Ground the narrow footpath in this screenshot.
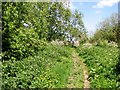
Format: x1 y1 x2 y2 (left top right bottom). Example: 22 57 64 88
67 49 90 88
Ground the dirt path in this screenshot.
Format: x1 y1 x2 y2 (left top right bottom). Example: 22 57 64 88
67 50 90 88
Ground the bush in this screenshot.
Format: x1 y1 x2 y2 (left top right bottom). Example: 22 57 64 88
96 40 108 47
2 2 44 61
2 27 44 61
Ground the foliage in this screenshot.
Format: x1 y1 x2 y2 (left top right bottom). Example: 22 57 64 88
2 2 43 61
76 46 119 88
95 39 109 47
92 13 118 43
2 2 86 61
2 44 73 88
2 27 44 61
65 10 87 44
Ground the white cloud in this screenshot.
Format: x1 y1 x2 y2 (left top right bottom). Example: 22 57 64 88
96 10 101 14
93 0 119 8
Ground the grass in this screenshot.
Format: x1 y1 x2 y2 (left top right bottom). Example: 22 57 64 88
67 49 84 88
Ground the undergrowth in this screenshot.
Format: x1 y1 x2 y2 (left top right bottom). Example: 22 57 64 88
2 44 73 89
76 45 119 88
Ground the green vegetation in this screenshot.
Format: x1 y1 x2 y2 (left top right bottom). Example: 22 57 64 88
67 50 84 88
2 44 73 88
76 45 119 88
2 2 87 89
90 13 118 44
1 1 120 89
2 2 87 61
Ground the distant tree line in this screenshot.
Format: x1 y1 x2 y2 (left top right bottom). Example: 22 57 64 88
90 13 118 43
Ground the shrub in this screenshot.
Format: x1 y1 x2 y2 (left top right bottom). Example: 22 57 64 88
2 27 44 61
96 40 108 47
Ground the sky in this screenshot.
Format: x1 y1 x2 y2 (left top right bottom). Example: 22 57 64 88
69 0 118 36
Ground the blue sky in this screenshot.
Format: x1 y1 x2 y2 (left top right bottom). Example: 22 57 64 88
69 0 118 36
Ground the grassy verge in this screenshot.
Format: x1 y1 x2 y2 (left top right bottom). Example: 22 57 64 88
76 45 119 88
67 49 84 88
2 44 73 88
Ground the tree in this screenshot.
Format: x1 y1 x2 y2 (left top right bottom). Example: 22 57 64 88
2 2 87 61
67 10 87 44
93 13 118 43
2 2 42 61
